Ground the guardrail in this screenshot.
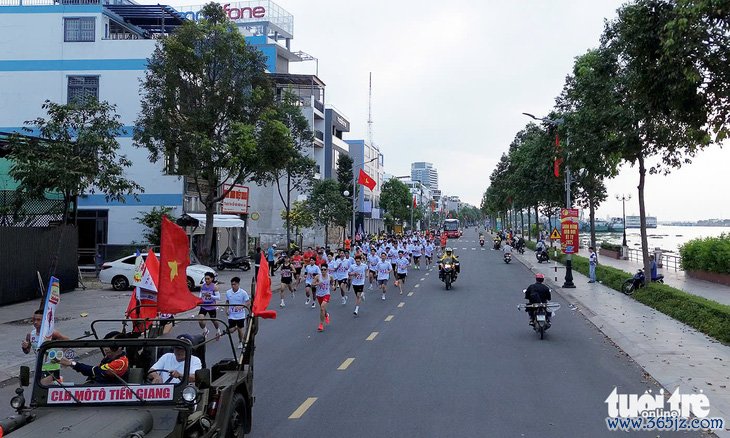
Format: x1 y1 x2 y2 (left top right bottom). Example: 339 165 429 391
626 247 681 272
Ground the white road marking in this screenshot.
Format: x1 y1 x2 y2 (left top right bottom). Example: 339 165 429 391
366 331 379 341
398 302 405 308
414 284 420 288
338 358 355 370
407 292 414 297
385 315 394 322
289 397 318 419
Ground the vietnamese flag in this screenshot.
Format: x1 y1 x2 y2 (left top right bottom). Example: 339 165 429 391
125 249 160 330
554 133 563 178
413 195 417 209
253 253 277 319
357 169 376 191
157 217 201 314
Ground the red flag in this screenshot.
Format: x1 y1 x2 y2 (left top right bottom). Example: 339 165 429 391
413 195 417 208
554 133 563 178
157 217 201 314
125 250 160 329
357 169 376 191
253 253 277 319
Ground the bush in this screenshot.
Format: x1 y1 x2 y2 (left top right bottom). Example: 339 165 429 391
561 252 730 344
679 234 730 274
600 241 622 252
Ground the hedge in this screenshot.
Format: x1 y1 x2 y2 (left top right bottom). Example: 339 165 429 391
600 241 622 252
679 234 730 274
550 252 730 344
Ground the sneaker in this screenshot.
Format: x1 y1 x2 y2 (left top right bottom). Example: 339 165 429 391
305 298 311 305
341 296 346 305
311 302 316 309
280 301 285 308
238 342 243 349
344 295 348 304
317 324 324 332
353 308 359 316
325 313 330 325
381 294 386 301
203 327 210 338
369 284 373 290
399 290 403 295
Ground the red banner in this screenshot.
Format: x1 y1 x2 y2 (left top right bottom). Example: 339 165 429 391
560 208 579 254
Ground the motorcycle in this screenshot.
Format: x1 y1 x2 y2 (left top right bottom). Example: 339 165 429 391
440 261 458 290
503 252 512 264
217 250 251 271
621 269 664 295
535 249 549 263
493 240 501 250
479 238 485 247
518 296 561 340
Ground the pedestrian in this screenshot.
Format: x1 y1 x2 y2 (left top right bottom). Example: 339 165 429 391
588 246 598 283
225 277 251 349
312 263 331 332
267 244 277 276
22 309 69 380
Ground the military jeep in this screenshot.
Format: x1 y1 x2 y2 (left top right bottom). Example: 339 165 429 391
2 317 256 438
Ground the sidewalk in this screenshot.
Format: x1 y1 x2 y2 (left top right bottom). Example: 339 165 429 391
0 266 264 386
574 246 730 306
515 247 730 437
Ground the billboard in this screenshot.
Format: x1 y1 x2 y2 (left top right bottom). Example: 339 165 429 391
222 184 249 214
560 208 579 254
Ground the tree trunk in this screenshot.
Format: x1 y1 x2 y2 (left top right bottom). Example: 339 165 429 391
589 200 596 250
202 202 216 265
520 209 524 236
637 154 651 277
527 207 532 241
324 223 329 248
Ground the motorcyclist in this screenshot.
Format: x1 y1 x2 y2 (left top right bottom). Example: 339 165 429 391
535 238 546 252
493 235 501 250
524 273 552 326
502 240 513 256
438 247 460 279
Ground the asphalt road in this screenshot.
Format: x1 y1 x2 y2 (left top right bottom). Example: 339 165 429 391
0 237 705 437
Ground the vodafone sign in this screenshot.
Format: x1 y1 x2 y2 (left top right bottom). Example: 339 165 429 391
176 2 267 22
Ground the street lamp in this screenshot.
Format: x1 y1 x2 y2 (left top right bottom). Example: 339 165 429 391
616 194 631 249
352 157 378 243
523 112 575 288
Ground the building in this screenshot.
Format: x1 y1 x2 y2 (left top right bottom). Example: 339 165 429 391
346 139 384 234
324 106 351 179
410 162 438 190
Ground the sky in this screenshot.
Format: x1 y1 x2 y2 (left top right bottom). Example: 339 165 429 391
156 0 730 222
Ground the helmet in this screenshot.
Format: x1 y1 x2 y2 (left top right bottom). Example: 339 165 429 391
445 247 452 253
272 244 277 248
177 334 194 345
535 273 545 280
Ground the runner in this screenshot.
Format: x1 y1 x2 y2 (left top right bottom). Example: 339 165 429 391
439 233 448 255
197 272 223 339
367 248 379 291
348 254 367 316
344 250 355 292
411 239 423 270
395 250 410 295
424 239 435 269
312 263 332 332
225 277 251 349
291 250 303 290
303 257 321 309
279 256 295 308
334 251 349 304
376 252 393 300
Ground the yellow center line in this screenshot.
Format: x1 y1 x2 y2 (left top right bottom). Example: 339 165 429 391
289 397 318 419
338 358 355 370
385 315 394 322
366 331 379 341
407 292 414 297
398 302 405 308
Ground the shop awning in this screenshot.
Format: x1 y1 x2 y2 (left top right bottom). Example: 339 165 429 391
183 213 245 228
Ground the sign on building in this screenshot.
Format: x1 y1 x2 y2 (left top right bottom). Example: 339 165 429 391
222 184 249 214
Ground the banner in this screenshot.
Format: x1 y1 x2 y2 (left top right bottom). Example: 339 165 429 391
560 208 580 254
37 276 60 349
47 385 174 404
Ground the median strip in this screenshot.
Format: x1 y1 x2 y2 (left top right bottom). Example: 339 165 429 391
289 397 318 419
337 358 355 370
366 331 379 341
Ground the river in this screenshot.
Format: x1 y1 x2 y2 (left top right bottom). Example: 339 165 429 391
588 225 730 254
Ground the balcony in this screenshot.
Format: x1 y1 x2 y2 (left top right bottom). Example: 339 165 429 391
314 130 324 142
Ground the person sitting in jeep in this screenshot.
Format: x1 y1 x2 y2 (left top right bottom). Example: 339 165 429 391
49 331 129 384
147 334 202 384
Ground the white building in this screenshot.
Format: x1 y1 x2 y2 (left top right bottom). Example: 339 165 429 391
346 139 384 234
410 161 438 190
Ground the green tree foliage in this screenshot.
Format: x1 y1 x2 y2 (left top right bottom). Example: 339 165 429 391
134 206 176 246
134 3 289 263
679 234 730 274
336 154 355 231
9 100 142 224
305 179 349 246
255 91 316 246
379 178 410 230
281 200 314 238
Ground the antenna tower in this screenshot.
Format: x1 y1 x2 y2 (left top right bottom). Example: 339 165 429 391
367 72 374 146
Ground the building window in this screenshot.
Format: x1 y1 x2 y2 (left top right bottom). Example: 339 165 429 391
67 76 99 104
64 17 95 42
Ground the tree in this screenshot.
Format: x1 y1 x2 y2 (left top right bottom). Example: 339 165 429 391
255 91 316 248
600 0 713 275
281 200 313 242
336 153 355 238
9 100 142 224
134 2 289 264
134 206 176 246
305 179 349 247
379 178 410 231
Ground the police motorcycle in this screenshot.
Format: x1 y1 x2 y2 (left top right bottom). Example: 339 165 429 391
438 249 460 290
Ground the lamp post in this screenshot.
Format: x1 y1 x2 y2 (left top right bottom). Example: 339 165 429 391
522 112 575 288
616 193 631 249
352 157 378 243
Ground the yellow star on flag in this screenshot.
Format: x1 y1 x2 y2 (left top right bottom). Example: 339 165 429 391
168 260 179 281
365 177 370 184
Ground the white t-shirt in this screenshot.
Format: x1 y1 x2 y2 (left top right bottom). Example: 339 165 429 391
396 257 410 274
424 244 434 257
304 264 321 285
348 263 367 286
367 254 379 271
376 261 392 280
226 288 250 320
315 274 331 297
151 352 202 384
334 258 349 280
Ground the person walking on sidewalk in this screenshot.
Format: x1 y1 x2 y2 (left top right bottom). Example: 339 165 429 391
588 247 598 283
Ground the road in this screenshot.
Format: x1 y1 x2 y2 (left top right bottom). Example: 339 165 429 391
0 237 705 437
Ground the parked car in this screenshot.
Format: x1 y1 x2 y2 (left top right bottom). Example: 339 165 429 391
99 253 216 291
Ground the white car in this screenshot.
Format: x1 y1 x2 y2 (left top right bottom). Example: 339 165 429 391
99 253 216 291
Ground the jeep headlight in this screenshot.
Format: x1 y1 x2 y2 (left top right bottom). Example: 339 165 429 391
182 385 197 403
10 394 25 410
